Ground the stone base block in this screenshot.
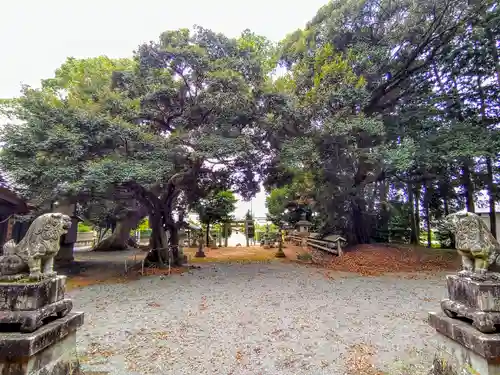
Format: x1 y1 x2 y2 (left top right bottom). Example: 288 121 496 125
0 276 72 333
0 276 68 311
447 275 500 311
0 312 84 375
442 275 500 333
0 299 73 333
429 312 500 375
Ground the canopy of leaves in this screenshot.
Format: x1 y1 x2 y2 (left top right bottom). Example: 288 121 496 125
262 0 499 244
1 1 499 250
195 190 237 225
0 27 276 232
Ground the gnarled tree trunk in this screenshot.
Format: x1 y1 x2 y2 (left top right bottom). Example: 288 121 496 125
93 212 142 251
127 163 203 267
145 194 185 266
145 212 169 265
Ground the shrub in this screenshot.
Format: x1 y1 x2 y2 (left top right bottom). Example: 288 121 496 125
297 252 312 261
77 222 93 232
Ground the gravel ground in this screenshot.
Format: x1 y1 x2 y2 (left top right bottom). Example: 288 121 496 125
71 262 447 375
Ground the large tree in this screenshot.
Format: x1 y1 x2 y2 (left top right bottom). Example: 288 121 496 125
0 56 146 251
1 27 274 264
261 0 499 245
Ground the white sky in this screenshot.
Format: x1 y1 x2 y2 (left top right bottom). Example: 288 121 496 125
0 0 329 218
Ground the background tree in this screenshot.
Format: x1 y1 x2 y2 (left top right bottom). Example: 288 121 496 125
119 26 273 263
195 190 237 247
261 0 499 245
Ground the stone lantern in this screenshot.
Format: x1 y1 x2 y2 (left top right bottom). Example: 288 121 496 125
295 213 312 248
296 213 312 234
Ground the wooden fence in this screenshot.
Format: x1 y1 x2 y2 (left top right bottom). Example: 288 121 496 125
288 234 347 256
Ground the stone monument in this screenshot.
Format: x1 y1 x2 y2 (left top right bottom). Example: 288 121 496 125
0 213 84 375
428 211 500 375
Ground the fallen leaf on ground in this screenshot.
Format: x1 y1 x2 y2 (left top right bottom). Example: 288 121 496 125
345 343 384 375
296 244 458 276
200 296 208 310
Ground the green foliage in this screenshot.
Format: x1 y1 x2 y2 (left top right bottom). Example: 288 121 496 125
0 56 153 207
1 0 499 252
136 218 150 231
195 190 237 226
212 223 233 239
0 27 276 259
77 222 93 232
263 0 500 245
296 252 312 262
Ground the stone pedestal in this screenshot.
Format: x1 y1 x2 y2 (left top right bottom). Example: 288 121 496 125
0 312 84 375
429 312 500 375
441 275 500 333
0 276 72 333
194 241 206 258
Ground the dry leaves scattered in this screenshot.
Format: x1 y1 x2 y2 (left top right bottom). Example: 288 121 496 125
137 266 188 277
184 246 276 263
345 343 385 375
66 264 190 291
66 275 131 291
124 330 171 373
306 244 458 276
199 296 208 310
80 342 115 363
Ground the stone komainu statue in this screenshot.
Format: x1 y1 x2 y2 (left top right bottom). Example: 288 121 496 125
443 211 500 277
0 213 72 280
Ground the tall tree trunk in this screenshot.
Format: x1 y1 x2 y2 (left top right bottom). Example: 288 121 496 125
206 221 210 248
408 182 418 244
146 213 169 266
476 71 496 238
224 222 228 247
440 181 450 217
424 182 432 248
486 156 497 239
169 223 180 265
379 179 389 233
351 197 370 245
433 65 475 214
414 185 421 243
462 160 475 212
245 221 249 247
93 213 142 251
